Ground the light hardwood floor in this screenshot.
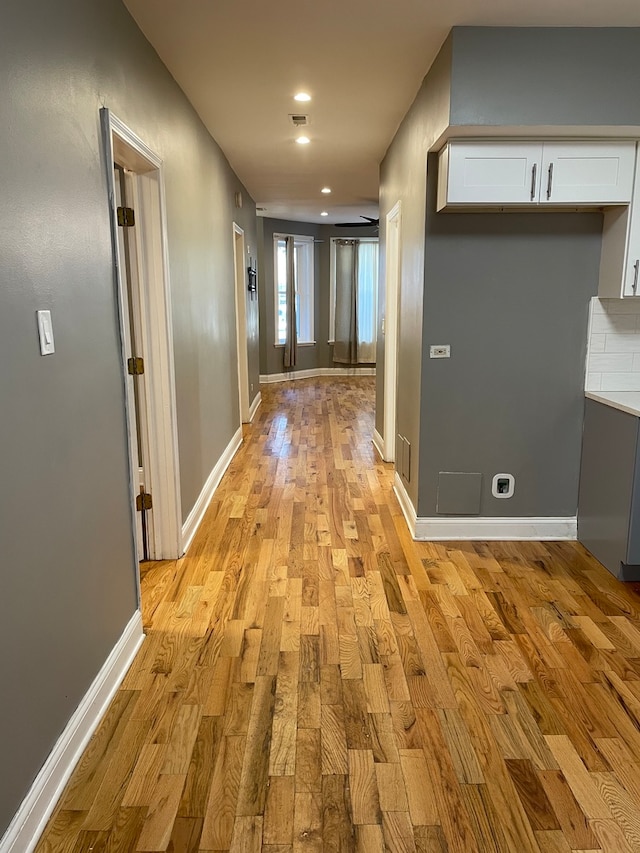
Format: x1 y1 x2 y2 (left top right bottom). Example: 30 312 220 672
36 376 640 852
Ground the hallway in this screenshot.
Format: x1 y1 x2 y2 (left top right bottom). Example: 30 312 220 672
37 377 640 853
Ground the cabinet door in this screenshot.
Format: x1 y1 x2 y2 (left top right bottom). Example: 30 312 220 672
623 159 640 296
541 142 635 205
442 142 542 207
578 399 638 579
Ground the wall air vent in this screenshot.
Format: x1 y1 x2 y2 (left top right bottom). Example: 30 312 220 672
289 114 309 126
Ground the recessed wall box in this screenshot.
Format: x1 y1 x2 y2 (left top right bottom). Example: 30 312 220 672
492 473 515 499
437 472 482 514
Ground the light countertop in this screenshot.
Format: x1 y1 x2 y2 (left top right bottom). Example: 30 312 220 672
586 391 640 418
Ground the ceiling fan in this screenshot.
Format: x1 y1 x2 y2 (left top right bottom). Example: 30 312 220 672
335 215 379 229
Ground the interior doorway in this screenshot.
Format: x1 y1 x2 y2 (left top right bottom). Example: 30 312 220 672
101 109 182 572
113 164 152 560
233 223 251 423
383 201 401 462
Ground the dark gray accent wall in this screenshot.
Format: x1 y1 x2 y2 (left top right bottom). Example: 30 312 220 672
258 218 376 376
450 28 640 129
418 156 601 517
381 26 640 520
377 35 452 503
0 0 256 835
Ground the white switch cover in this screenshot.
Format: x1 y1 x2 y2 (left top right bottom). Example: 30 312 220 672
37 310 55 355
429 344 450 358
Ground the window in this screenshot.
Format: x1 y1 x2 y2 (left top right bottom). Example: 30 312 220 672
274 234 314 345
329 237 378 352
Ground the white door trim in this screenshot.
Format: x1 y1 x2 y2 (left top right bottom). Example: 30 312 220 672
383 201 402 462
113 167 147 561
101 108 183 565
233 223 251 423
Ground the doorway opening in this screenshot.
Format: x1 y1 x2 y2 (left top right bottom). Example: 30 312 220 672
233 223 251 423
383 201 401 462
101 109 182 577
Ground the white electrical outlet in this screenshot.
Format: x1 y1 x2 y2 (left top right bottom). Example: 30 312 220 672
429 344 450 359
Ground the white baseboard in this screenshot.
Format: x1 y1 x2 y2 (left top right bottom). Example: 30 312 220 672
413 516 577 540
0 611 144 853
394 474 577 541
260 366 376 384
393 472 418 533
181 426 243 554
372 429 386 462
248 391 262 422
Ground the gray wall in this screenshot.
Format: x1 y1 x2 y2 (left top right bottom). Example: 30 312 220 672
418 162 601 516
380 27 640 518
258 218 377 376
0 0 256 835
377 35 452 503
450 28 640 129
434 27 640 519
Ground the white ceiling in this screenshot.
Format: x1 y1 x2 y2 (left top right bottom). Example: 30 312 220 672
124 0 640 224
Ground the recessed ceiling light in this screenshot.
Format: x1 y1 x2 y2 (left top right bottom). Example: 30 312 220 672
321 187 332 194
296 136 310 145
294 92 311 102
321 211 329 217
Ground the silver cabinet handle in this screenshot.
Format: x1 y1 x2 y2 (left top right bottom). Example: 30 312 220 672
530 163 537 201
546 163 554 200
634 259 639 294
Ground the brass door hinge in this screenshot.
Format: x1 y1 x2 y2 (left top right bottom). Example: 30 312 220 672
136 492 152 511
117 206 135 227
127 357 144 376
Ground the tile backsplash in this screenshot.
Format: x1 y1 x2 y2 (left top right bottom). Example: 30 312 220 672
586 298 640 392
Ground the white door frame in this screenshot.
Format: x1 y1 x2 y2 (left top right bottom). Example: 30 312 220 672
233 223 250 423
383 201 402 462
113 166 150 562
101 108 183 569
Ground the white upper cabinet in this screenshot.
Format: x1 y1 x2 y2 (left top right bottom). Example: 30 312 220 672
540 142 636 205
600 148 640 298
437 140 636 211
624 186 640 296
438 142 542 207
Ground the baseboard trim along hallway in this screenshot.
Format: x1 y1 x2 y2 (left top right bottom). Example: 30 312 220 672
372 428 385 461
181 426 243 554
394 472 578 540
0 611 144 853
248 391 262 422
259 366 375 384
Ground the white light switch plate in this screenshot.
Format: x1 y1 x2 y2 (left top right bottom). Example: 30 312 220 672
429 344 450 358
37 310 55 355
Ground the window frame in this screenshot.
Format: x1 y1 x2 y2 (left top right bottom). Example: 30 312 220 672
273 233 315 346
